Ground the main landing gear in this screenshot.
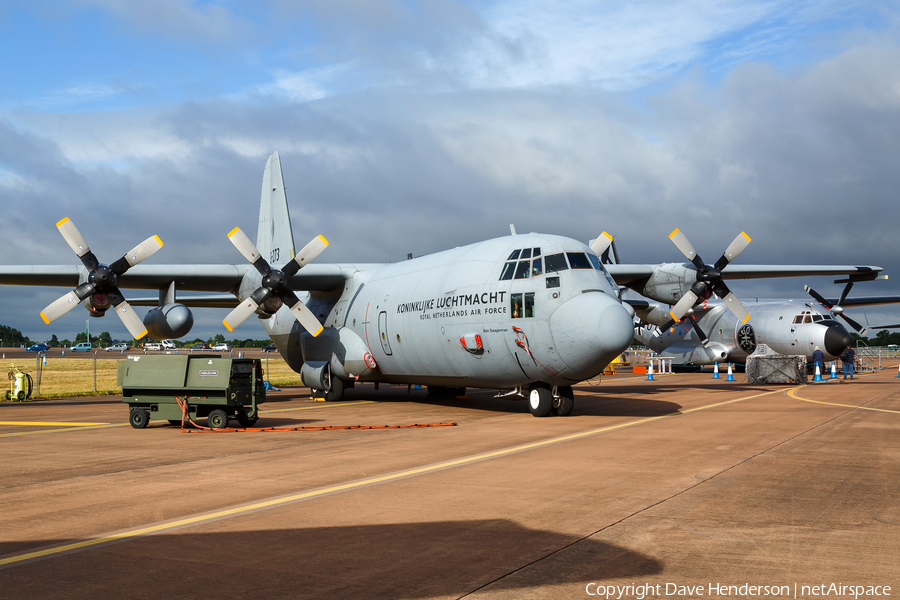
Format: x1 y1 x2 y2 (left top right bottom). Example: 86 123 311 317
527 383 574 417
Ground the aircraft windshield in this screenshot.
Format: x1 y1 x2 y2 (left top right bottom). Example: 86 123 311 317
500 248 544 280
544 253 568 273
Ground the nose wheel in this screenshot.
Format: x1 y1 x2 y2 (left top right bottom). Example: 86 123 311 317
527 383 575 417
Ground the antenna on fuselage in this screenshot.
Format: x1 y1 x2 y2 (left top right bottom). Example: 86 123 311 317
509 224 517 235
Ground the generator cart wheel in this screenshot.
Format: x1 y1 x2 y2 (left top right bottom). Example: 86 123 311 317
16 391 25 401
129 409 150 429
208 409 229 430
236 411 258 427
4 391 10 400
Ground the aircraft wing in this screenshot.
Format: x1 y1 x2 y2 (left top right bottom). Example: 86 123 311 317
822 296 900 307
607 264 883 286
0 263 352 294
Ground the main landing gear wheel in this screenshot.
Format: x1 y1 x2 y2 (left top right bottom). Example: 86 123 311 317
129 409 150 429
528 383 553 417
551 385 575 416
324 377 345 402
208 409 229 430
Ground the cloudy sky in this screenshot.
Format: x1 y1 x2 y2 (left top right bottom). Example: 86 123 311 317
1 0 899 342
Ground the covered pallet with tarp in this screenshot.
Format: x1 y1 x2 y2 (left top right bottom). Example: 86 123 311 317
746 345 807 385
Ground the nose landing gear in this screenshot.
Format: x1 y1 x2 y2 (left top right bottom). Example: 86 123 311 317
527 383 574 417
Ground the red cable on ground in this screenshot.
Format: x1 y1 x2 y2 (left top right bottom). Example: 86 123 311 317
174 396 457 433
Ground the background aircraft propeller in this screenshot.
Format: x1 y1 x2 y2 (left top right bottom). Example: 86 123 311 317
40 218 163 339
223 227 328 336
804 284 868 335
667 228 752 324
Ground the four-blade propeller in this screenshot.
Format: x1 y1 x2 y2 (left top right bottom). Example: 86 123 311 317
40 218 163 339
667 228 752 324
223 227 328 336
804 284 868 335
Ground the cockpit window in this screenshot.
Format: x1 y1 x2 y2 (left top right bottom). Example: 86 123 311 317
531 257 543 277
508 250 521 260
520 248 532 259
803 315 812 323
514 261 531 279
587 254 603 270
566 252 592 269
544 253 568 273
499 262 515 280
532 247 541 256
812 314 823 322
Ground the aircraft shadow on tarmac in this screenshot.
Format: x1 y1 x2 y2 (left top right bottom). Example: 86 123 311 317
1 520 662 598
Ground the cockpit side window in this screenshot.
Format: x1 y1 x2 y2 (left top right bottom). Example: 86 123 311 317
803 315 812 323
508 250 521 260
545 253 568 273
812 314 823 322
587 254 603 270
499 262 515 280
566 252 592 269
792 315 803 324
531 257 543 277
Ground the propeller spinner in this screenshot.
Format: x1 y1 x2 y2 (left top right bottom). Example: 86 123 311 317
667 228 752 324
40 218 163 339
223 228 328 336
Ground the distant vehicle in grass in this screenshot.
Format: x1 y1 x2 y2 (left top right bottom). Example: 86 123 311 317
211 343 231 352
71 342 93 352
160 340 176 350
26 343 50 352
142 341 161 351
191 343 209 350
262 344 278 353
105 343 130 352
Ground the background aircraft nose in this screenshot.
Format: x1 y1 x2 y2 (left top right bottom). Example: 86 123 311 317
824 322 853 357
549 292 634 379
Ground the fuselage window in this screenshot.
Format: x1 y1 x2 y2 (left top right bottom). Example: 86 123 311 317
566 252 592 269
514 261 531 279
508 250 521 260
545 253 568 273
546 276 560 289
511 292 535 318
499 262 515 280
520 248 532 259
531 257 543 277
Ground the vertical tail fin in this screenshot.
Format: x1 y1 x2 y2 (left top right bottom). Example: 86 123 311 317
257 151 296 266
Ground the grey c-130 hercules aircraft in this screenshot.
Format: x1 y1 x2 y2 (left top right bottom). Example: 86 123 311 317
0 152 885 416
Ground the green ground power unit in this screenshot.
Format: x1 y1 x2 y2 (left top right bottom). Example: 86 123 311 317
117 354 265 429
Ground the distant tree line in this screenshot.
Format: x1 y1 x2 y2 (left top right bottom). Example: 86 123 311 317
0 324 275 348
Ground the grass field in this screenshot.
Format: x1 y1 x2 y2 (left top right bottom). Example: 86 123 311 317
3 356 306 399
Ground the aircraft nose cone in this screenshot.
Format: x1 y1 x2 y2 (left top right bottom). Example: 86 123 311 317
550 293 634 379
824 322 853 357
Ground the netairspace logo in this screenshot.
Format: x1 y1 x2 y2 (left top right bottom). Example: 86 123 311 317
584 582 892 599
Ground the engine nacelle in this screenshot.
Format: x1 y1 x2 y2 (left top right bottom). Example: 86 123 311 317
83 293 111 317
143 304 194 339
638 263 698 305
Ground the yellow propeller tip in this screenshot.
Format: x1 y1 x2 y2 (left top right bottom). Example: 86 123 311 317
669 228 680 238
311 326 324 337
223 320 234 332
40 312 50 325
318 235 329 247
56 217 70 227
227 227 241 238
153 235 163 247
136 330 148 340
741 231 751 242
